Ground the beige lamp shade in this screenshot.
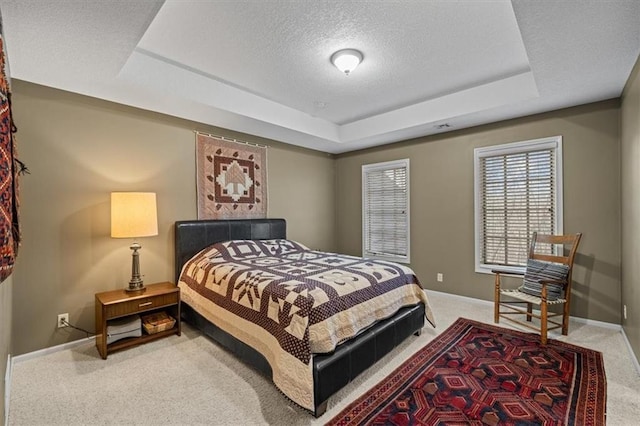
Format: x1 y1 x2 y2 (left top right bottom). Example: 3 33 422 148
110 192 158 238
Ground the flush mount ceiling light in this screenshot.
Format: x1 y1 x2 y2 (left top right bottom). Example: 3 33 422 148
331 49 363 76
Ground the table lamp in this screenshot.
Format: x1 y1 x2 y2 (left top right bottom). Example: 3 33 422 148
110 192 158 293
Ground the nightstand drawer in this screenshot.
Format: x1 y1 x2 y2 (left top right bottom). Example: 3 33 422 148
104 292 179 319
96 282 181 359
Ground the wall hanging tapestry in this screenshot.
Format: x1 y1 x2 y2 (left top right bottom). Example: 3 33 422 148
327 318 606 426
196 132 267 219
0 18 21 283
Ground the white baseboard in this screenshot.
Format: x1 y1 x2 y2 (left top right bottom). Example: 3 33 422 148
426 289 622 330
4 354 10 426
424 289 640 369
8 291 640 381
426 289 494 307
621 327 640 375
6 337 94 425
11 336 94 365
569 315 622 330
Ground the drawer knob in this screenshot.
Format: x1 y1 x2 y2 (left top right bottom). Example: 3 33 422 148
139 301 153 307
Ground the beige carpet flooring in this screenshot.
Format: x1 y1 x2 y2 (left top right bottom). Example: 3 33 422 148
8 291 640 425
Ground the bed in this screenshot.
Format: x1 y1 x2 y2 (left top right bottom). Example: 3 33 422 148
174 218 435 416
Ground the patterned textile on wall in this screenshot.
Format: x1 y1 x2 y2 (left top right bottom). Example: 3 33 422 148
196 133 267 219
0 26 20 283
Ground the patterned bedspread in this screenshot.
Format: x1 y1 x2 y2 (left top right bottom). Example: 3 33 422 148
178 239 435 411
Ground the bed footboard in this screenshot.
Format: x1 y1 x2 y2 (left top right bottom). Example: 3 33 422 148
312 303 425 416
182 301 425 417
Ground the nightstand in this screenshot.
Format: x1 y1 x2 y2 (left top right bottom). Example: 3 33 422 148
95 281 181 359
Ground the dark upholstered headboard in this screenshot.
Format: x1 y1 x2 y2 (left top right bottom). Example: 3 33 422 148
174 219 286 284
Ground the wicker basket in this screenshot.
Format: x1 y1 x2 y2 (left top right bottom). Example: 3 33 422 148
141 311 176 334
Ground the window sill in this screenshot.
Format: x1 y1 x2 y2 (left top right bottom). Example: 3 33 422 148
475 265 526 275
365 253 410 265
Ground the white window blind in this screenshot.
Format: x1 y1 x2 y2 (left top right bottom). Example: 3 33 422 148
362 159 410 263
474 137 563 274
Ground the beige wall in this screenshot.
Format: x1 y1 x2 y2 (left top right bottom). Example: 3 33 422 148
5 77 629 358
10 80 336 355
621 55 640 362
336 100 621 324
0 276 11 424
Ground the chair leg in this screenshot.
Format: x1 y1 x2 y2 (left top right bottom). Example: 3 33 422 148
494 273 500 323
562 302 570 335
540 287 548 345
526 303 532 322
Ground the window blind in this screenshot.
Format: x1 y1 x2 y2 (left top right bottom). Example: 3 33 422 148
480 148 555 267
362 160 409 262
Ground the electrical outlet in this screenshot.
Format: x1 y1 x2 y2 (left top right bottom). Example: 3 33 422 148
437 273 443 282
623 305 627 320
57 313 69 328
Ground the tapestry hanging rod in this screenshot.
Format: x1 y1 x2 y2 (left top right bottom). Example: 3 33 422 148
194 130 268 149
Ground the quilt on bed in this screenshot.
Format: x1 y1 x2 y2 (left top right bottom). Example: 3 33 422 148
178 239 435 411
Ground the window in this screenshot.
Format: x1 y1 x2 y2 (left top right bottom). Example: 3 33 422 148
362 159 410 263
474 136 563 274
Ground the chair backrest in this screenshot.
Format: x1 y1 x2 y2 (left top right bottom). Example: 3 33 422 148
529 233 582 265
529 232 582 293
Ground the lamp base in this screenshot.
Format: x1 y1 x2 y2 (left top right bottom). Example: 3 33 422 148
126 242 147 293
125 284 146 294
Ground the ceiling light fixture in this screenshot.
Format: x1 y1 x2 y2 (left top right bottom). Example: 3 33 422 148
331 49 363 76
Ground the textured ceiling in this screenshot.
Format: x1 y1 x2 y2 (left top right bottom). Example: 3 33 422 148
137 1 530 124
1 0 639 154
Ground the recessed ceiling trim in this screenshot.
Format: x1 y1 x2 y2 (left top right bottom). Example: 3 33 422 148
339 71 539 143
118 50 341 142
118 50 539 148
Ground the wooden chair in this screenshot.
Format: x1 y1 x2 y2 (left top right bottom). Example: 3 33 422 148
493 232 582 344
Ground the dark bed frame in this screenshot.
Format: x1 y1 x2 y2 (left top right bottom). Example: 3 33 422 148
174 218 425 416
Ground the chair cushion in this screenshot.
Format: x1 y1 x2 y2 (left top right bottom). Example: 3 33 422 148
521 259 569 301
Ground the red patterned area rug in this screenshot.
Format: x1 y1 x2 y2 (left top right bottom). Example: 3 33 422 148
327 318 606 426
